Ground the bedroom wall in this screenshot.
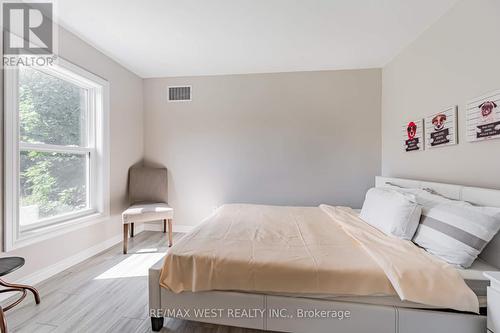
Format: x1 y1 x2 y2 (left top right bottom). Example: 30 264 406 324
0 26 144 281
382 0 500 189
143 69 381 227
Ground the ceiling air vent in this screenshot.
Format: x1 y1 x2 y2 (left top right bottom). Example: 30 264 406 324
168 86 191 102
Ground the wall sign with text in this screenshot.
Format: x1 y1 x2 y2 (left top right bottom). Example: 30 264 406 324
466 90 500 142
403 119 424 152
425 106 457 148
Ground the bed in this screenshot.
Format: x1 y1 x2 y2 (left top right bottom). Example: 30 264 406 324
148 177 500 333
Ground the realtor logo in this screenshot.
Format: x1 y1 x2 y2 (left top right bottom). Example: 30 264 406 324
2 1 57 67
3 1 53 54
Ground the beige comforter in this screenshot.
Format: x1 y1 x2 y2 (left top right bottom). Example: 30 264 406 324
159 204 478 313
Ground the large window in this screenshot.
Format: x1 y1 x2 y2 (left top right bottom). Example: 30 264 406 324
5 59 109 250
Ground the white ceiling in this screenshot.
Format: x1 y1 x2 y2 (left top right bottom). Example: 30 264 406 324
56 0 458 78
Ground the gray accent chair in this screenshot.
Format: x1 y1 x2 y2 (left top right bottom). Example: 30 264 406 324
122 167 173 254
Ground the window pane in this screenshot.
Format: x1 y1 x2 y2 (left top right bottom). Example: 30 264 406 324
19 66 87 146
19 150 89 228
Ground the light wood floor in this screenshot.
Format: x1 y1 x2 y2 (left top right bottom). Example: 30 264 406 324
2 231 272 333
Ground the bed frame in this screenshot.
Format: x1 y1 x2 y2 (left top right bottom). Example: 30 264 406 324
148 176 500 333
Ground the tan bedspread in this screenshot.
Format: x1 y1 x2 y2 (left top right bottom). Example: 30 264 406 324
159 204 478 313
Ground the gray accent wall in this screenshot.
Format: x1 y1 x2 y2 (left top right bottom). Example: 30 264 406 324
144 69 381 226
382 0 500 189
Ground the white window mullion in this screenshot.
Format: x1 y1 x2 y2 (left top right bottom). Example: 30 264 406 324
87 149 93 211
88 88 96 213
19 142 92 155
4 67 20 251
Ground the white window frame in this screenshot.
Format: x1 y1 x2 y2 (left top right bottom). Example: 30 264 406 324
4 58 110 251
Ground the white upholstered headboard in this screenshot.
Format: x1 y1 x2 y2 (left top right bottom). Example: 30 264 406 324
375 176 500 269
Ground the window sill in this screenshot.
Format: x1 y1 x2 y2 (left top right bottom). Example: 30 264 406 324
7 211 111 252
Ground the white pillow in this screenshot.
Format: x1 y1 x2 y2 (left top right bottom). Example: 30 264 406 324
360 188 422 240
413 204 500 268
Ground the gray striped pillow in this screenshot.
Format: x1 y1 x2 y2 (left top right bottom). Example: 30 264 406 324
412 204 500 268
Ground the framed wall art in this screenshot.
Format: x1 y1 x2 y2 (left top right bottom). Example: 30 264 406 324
424 106 457 148
466 90 500 142
402 119 424 152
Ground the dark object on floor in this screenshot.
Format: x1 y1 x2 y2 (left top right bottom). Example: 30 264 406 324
151 316 164 331
0 257 41 333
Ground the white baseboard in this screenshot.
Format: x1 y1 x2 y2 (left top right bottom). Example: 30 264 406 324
143 222 194 233
133 222 146 235
19 234 122 287
0 225 149 303
0 221 191 303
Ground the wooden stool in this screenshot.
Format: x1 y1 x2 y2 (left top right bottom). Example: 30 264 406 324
0 257 40 333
